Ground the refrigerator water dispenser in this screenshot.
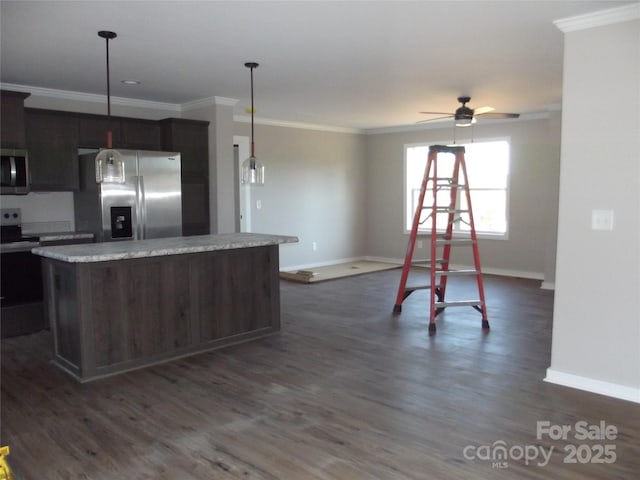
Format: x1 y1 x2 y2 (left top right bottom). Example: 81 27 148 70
110 206 133 239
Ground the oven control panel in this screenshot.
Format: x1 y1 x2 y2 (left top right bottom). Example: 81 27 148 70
1 208 21 227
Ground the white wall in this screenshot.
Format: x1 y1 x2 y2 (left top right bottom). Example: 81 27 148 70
0 192 75 233
541 110 562 288
365 117 561 281
233 122 368 269
547 17 640 402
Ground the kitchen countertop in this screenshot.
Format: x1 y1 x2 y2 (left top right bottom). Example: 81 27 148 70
38 232 95 243
0 232 94 253
32 233 298 263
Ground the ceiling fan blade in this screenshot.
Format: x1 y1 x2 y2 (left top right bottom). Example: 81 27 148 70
476 112 520 119
416 115 454 124
473 106 495 115
419 111 453 115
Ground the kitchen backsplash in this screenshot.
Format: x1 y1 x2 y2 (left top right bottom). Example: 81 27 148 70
0 192 75 233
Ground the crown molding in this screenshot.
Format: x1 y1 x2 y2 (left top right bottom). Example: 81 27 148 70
181 95 238 111
0 82 557 135
554 3 640 33
0 82 181 112
233 114 363 134
0 82 240 114
214 96 239 107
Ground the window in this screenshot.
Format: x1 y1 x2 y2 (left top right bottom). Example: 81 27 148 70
404 139 510 238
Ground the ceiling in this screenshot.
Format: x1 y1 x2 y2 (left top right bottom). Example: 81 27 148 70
0 1 634 130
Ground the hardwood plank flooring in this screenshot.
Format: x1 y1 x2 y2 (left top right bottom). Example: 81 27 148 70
2 271 639 479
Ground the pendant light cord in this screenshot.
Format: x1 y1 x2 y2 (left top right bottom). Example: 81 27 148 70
98 30 117 148
245 62 259 161
250 65 254 158
106 37 111 118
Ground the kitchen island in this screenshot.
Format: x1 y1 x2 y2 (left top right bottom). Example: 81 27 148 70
32 233 298 382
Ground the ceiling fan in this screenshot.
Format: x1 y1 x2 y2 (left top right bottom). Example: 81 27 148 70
419 96 520 126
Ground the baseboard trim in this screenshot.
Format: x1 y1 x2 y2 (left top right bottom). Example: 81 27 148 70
540 281 555 290
544 368 640 404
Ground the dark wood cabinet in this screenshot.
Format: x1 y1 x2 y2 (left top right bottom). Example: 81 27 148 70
25 108 80 191
17 103 211 219
77 114 121 148
160 118 210 236
78 115 161 150
119 118 161 150
40 243 281 382
1 90 30 148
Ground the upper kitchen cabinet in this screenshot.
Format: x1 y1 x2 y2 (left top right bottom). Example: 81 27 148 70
160 118 210 236
1 90 30 149
118 118 161 150
25 108 80 191
77 113 121 148
160 118 209 178
77 114 161 150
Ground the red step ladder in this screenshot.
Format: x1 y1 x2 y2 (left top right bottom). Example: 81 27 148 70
393 144 489 333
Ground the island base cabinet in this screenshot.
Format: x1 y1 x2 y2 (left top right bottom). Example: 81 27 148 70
42 245 280 382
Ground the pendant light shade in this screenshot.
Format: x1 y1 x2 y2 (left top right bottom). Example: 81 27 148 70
241 62 264 185
95 30 124 183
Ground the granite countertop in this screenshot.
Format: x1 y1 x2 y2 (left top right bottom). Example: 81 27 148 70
37 232 95 243
32 233 299 263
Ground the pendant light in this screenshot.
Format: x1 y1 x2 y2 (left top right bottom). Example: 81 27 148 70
241 62 265 185
95 30 124 183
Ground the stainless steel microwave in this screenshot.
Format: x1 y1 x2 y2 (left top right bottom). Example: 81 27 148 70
1 149 29 195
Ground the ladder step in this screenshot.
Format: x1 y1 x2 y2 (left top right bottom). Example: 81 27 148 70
434 207 469 213
434 269 480 276
432 178 465 187
435 239 475 246
406 285 437 292
412 258 446 266
435 300 483 308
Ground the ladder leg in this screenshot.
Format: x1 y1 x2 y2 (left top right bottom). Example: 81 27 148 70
459 153 490 330
438 152 462 302
393 153 434 312
428 154 438 333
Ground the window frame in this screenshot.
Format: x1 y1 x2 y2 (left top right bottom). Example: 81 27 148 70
403 137 511 240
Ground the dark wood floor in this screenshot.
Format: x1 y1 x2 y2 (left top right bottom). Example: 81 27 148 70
1 270 639 479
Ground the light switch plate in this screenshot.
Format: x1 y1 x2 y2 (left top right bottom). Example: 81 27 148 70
591 209 614 231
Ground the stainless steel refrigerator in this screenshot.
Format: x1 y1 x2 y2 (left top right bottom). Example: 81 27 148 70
74 149 182 242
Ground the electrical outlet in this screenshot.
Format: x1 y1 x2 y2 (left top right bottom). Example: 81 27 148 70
256 200 262 210
591 209 614 231
312 242 317 252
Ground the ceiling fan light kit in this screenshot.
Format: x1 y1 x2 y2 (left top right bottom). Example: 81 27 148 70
241 62 265 186
454 96 473 127
420 95 520 127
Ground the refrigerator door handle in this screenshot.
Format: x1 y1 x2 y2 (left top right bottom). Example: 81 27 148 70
134 175 141 240
9 156 17 186
138 175 147 240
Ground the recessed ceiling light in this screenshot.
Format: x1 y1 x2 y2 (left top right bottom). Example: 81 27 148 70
121 80 140 85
